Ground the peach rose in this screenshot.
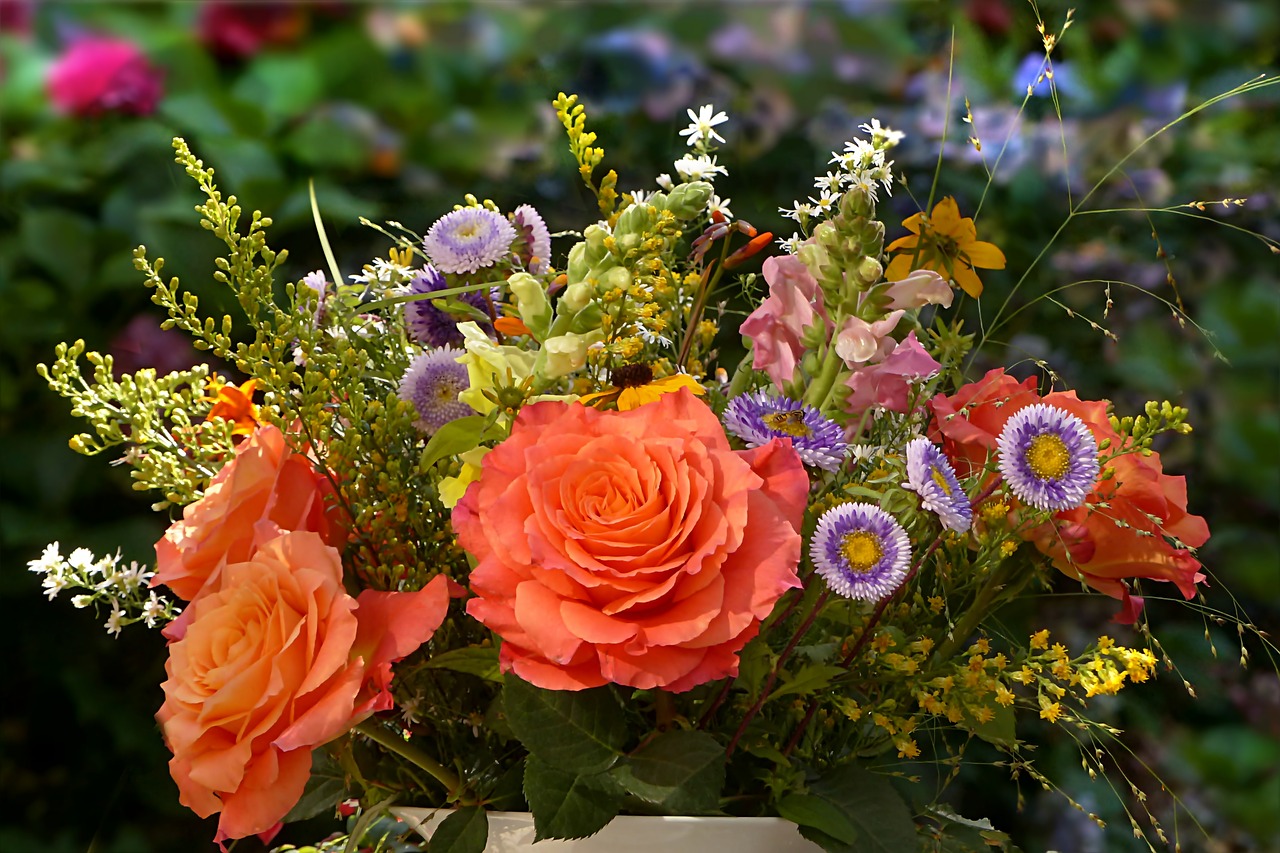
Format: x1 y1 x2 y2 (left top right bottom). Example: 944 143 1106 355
158 531 449 845
154 424 341 601
455 389 808 692
929 370 1209 621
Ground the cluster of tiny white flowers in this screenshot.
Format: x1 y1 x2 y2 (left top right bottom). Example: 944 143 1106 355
27 542 180 636
776 118 903 253
349 256 415 287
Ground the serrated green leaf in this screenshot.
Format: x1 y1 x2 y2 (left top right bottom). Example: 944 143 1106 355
524 755 620 841
281 748 346 823
777 793 859 845
808 765 917 853
420 415 489 470
424 646 502 682
503 676 625 774
767 665 848 703
609 730 724 814
428 805 488 853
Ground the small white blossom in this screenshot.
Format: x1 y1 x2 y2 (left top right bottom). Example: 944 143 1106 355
678 104 728 147
814 171 847 192
859 118 905 148
349 257 413 286
42 571 69 600
71 594 93 609
707 193 733 219
846 173 880 203
779 201 816 222
105 606 127 637
809 189 841 215
141 593 168 628
868 163 895 194
629 189 653 205
655 173 674 191
27 542 62 574
68 547 96 573
776 233 804 254
673 154 727 182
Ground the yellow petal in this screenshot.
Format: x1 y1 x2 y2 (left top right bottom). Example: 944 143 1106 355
885 234 919 253
654 374 706 396
951 263 984 299
900 211 925 235
930 197 962 232
617 386 654 411
884 253 915 282
963 240 1006 270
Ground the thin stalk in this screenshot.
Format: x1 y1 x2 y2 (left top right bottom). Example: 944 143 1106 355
354 720 464 800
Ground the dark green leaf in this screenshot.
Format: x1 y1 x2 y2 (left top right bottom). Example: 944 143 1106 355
961 702 1016 747
428 805 488 853
777 793 859 845
281 748 346 823
503 676 625 774
808 765 917 853
609 730 725 814
421 415 489 470
524 755 620 841
767 665 848 703
20 209 94 289
425 646 502 682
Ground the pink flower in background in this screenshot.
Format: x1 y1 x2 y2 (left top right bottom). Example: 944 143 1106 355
46 36 163 116
739 255 828 390
844 331 940 417
197 1 306 59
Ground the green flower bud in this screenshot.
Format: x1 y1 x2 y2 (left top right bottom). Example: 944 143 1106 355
665 181 713 218
508 272 552 339
598 265 632 294
856 256 883 285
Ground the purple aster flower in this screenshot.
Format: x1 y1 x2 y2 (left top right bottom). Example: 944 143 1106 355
811 502 911 601
422 207 517 275
398 347 473 434
723 391 847 471
997 403 1099 511
903 437 972 533
404 265 490 348
511 204 552 275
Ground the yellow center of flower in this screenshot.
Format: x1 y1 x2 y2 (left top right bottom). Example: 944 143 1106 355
1025 433 1070 480
841 531 883 575
763 410 813 438
929 466 953 496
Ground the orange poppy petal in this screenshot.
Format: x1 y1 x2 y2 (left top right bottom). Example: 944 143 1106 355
964 240 1007 270
951 263 984 299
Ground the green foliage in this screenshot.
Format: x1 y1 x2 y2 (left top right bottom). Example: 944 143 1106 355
503 678 626 775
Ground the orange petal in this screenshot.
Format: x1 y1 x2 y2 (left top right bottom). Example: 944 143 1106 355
885 234 919 253
951 263 984 299
900 211 925 235
964 240 1007 270
884 253 915 282
930 196 962 232
494 316 532 337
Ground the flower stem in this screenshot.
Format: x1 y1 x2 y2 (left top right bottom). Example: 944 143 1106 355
354 720 463 800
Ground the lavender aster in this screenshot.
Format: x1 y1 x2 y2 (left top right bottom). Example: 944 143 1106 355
398 347 474 434
404 265 490 348
811 503 911 601
511 204 552 275
299 270 328 326
997 403 1099 511
903 437 972 532
423 207 517 275
723 391 847 471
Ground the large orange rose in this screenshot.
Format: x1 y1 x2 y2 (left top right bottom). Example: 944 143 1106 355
454 389 808 692
928 370 1209 622
154 423 341 601
157 531 449 844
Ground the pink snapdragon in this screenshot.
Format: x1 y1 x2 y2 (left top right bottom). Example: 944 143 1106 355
884 269 954 310
844 331 940 416
739 255 828 390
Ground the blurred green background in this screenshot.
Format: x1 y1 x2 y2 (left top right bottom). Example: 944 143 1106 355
1 2 1275 851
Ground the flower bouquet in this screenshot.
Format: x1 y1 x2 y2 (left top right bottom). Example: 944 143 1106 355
31 65 1274 853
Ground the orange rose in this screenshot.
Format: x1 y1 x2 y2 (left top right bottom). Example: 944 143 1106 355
158 531 449 844
927 367 1040 479
455 389 808 692
929 371 1209 622
1026 391 1209 623
154 423 341 601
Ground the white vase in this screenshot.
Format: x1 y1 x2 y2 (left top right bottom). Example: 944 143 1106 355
391 809 823 852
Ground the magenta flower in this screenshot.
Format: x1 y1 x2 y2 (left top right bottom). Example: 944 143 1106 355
47 36 163 117
739 255 829 391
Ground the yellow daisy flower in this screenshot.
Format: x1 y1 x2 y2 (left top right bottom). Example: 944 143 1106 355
578 364 705 411
885 196 1006 298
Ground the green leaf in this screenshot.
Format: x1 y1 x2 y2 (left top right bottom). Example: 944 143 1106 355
609 730 725 814
777 794 859 845
735 636 774 702
503 676 626 774
19 209 94 289
421 415 490 470
808 765 917 853
233 54 323 121
961 702 1016 748
428 805 488 853
524 755 620 841
767 665 847 703
281 748 346 823
425 646 503 682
